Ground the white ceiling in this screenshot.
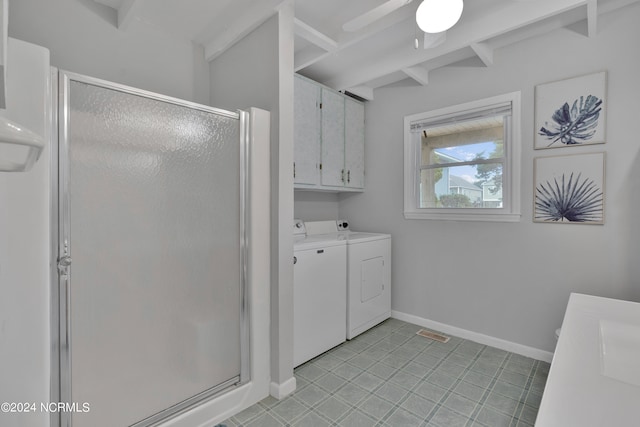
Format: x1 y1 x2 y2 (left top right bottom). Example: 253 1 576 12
94 0 637 100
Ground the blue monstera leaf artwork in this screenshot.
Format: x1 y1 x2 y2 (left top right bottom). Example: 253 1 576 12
539 95 603 147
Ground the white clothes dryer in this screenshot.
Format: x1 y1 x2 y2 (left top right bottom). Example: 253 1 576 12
341 230 391 339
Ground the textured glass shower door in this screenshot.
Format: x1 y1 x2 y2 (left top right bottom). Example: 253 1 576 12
57 72 248 427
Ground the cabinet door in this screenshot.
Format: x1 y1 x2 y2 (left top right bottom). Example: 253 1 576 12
294 76 320 185
345 98 365 189
320 88 345 187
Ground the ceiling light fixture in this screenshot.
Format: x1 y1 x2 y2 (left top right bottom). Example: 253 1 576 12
416 0 464 34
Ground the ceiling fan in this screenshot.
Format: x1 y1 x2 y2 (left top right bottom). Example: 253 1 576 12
342 0 464 34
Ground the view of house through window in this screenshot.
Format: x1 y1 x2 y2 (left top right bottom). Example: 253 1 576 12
404 92 520 222
419 117 505 209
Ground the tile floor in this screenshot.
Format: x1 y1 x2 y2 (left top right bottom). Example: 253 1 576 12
220 319 550 426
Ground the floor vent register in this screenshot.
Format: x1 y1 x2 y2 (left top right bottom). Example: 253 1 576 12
416 329 450 343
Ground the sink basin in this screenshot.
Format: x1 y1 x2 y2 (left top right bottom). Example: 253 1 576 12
599 319 640 386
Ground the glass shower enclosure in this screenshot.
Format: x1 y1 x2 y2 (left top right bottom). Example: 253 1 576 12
54 71 249 427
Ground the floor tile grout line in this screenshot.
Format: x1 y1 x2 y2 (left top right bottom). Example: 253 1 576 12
341 334 420 424
284 365 364 425
465 345 512 425
265 395 319 426
324 334 406 425
510 359 540 426
330 325 436 424
366 333 484 424
502 352 535 426
411 337 474 424
302 330 414 426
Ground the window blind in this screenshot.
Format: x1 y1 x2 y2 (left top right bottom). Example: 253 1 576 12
410 101 512 133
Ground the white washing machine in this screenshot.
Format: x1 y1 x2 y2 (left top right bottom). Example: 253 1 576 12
304 221 391 340
293 220 346 367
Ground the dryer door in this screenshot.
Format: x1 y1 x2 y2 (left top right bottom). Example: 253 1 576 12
347 238 391 339
361 257 384 302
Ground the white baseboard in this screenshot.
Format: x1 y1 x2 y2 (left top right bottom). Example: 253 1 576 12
269 376 296 400
391 311 554 363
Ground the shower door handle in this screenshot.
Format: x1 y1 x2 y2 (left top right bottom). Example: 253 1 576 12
58 255 73 275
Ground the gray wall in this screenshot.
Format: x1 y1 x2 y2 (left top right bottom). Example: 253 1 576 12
294 191 340 221
209 7 296 391
8 0 209 103
339 3 640 353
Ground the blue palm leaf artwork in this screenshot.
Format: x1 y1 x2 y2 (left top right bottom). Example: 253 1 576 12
539 95 603 147
535 172 603 222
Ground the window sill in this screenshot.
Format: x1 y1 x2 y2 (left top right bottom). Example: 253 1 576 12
404 211 521 222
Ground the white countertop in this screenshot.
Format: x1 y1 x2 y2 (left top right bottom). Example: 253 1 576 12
536 293 640 426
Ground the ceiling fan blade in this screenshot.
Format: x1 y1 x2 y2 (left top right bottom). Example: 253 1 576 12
343 0 414 32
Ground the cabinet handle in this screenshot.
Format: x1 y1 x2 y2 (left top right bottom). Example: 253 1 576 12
347 170 351 183
341 169 345 183
293 162 296 178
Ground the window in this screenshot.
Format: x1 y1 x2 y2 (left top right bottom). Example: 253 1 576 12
403 92 521 222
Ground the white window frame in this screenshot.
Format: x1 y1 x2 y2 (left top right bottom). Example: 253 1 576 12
403 92 521 222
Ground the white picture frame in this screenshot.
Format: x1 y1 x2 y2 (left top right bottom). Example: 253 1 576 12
534 71 607 150
533 152 605 224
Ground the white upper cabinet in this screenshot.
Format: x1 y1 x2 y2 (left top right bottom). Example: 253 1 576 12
294 75 321 185
320 88 345 187
293 74 365 192
345 97 365 189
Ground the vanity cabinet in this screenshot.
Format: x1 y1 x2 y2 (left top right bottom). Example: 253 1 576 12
294 74 365 192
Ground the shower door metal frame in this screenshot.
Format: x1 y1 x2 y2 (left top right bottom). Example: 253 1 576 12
50 69 251 427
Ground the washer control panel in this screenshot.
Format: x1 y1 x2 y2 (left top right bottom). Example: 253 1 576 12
337 220 350 231
293 219 307 236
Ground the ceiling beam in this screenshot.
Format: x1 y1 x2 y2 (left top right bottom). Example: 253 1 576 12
423 31 447 49
203 0 286 62
296 5 416 72
470 42 494 67
587 0 598 37
325 0 601 90
294 10 411 72
294 18 338 52
117 0 143 31
295 48 331 72
402 67 429 86
342 0 415 32
345 85 374 101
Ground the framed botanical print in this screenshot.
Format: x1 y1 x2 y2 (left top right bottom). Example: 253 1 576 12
535 72 606 149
